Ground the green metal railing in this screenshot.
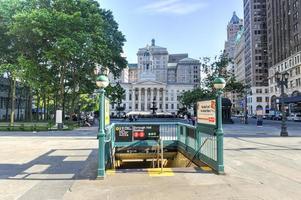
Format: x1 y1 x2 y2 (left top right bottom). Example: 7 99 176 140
104 122 224 174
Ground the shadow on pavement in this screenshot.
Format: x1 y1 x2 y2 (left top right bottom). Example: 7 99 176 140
0 148 98 181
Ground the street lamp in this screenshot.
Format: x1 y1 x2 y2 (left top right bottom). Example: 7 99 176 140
96 72 109 179
213 77 226 174
275 71 289 137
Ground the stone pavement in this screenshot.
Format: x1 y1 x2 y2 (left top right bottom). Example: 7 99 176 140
0 126 301 200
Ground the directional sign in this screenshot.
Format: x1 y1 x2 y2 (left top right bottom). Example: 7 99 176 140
115 126 132 142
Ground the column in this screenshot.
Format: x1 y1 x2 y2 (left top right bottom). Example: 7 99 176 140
132 88 135 111
138 88 141 111
150 88 154 105
144 88 148 111
156 88 160 111
163 88 166 112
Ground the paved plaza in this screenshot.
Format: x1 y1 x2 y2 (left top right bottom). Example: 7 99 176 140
0 121 301 200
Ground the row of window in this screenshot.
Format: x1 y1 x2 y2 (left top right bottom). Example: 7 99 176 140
128 103 179 110
270 78 301 92
0 97 26 109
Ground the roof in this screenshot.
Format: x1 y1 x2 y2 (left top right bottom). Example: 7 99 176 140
128 63 138 68
137 39 168 55
230 11 241 24
167 63 178 69
178 57 199 63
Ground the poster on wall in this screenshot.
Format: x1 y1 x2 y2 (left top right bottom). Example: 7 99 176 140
197 100 216 126
105 98 110 126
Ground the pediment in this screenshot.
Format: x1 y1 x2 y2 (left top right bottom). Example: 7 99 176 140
132 80 166 86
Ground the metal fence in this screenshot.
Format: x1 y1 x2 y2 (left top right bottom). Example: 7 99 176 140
104 122 223 174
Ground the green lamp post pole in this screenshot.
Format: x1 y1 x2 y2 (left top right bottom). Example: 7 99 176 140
96 74 109 179
213 77 226 174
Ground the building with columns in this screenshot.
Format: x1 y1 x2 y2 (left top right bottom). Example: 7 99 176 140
110 39 201 115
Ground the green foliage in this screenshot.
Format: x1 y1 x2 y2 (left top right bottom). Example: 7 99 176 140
179 52 247 113
105 82 126 105
201 52 246 95
0 0 126 122
179 88 213 108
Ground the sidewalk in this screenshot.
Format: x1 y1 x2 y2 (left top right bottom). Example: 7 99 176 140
0 126 300 199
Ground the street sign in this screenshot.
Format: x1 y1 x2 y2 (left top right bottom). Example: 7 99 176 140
197 100 216 126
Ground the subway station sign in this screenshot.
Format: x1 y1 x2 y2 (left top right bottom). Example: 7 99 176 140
115 125 160 142
197 100 216 126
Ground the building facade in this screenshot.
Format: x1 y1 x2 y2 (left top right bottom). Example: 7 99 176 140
224 12 244 74
243 0 269 115
0 77 29 121
110 39 201 115
224 12 243 113
233 28 246 112
267 0 301 114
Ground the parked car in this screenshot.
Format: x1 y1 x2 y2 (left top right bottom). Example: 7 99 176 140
294 113 301 122
287 114 295 121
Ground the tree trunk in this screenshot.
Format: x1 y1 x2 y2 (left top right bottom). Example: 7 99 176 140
43 94 46 121
9 77 16 126
29 89 33 122
46 96 50 120
17 97 21 121
59 65 67 121
5 82 11 121
36 94 40 121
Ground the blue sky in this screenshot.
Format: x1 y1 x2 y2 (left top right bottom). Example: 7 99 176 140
100 0 243 63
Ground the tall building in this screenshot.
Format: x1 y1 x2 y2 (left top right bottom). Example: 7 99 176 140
110 39 201 115
233 27 246 112
224 12 243 74
224 12 243 112
243 0 270 115
267 0 301 114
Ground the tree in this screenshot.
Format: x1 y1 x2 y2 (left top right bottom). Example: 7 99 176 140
0 0 31 125
105 82 125 107
2 0 126 122
201 52 246 96
179 52 246 115
179 88 213 115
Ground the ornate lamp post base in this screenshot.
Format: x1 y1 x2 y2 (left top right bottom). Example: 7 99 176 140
280 130 288 137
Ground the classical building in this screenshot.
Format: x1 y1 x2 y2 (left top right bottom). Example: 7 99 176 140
267 0 301 114
243 0 269 115
0 77 30 121
110 39 201 115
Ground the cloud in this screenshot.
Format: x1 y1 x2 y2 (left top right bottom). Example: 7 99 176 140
141 0 207 15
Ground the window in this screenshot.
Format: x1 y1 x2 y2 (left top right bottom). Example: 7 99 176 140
257 97 262 102
265 97 269 102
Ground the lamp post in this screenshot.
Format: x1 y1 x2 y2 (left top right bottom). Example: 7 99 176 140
213 77 226 174
275 71 289 137
96 72 109 179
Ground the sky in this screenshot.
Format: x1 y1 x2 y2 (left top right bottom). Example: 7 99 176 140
100 0 243 63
